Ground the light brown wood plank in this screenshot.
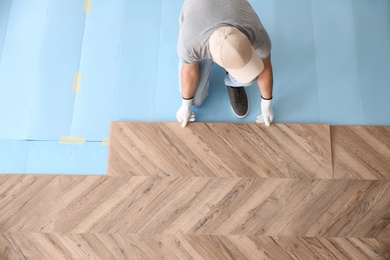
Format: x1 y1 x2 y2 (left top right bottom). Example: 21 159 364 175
52 175 143 233
166 235 256 259
2 234 389 260
246 237 390 260
169 236 390 260
0 233 165 260
284 179 390 238
0 234 20 259
108 122 332 178
332 126 390 179
52 176 286 235
175 178 286 236
51 176 390 239
0 174 59 232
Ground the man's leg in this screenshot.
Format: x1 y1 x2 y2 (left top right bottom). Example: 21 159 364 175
179 59 214 107
224 73 256 118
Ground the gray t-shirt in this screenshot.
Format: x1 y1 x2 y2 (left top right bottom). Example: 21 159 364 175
178 0 271 65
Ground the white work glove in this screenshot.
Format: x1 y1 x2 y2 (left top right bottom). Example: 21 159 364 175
176 98 195 127
256 97 274 126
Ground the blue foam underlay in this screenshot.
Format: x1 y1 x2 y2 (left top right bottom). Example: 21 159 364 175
0 0 389 174
0 140 108 175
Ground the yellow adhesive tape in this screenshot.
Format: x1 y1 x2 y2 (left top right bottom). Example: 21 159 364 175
84 0 92 13
72 72 82 93
59 136 87 145
100 138 109 146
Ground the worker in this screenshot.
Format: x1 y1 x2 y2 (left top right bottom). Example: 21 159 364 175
176 0 274 127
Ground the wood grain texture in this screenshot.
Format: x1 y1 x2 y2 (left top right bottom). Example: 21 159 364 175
332 126 390 179
108 122 333 179
0 233 165 260
0 175 59 232
2 123 390 259
1 234 389 260
166 236 390 260
51 176 390 239
284 179 390 238
52 176 286 235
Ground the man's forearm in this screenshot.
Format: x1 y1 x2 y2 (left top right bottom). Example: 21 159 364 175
257 55 273 99
181 63 199 99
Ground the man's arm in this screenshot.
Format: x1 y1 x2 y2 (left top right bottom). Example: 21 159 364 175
176 62 199 127
256 55 274 126
181 62 199 99
257 55 273 99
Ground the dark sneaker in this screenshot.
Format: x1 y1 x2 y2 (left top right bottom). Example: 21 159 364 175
226 86 249 118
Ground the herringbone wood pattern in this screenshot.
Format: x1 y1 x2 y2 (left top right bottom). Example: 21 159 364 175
1 123 390 259
332 126 390 180
2 233 389 260
108 123 333 179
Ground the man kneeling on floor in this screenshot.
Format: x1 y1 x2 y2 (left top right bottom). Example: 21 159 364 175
176 0 274 127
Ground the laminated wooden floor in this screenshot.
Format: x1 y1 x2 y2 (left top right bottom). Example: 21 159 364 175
1 122 390 259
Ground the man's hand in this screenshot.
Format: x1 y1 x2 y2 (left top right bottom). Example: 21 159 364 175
176 98 195 127
256 98 274 126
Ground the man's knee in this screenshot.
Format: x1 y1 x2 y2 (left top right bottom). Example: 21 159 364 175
192 98 204 107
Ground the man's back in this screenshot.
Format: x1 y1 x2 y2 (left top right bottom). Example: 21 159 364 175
178 0 269 64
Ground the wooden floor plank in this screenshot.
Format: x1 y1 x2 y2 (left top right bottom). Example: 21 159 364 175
53 175 142 233
1 234 389 260
2 123 390 258
52 176 286 235
0 233 165 260
284 179 390 238
51 175 390 239
0 175 59 232
332 126 390 179
108 122 333 178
